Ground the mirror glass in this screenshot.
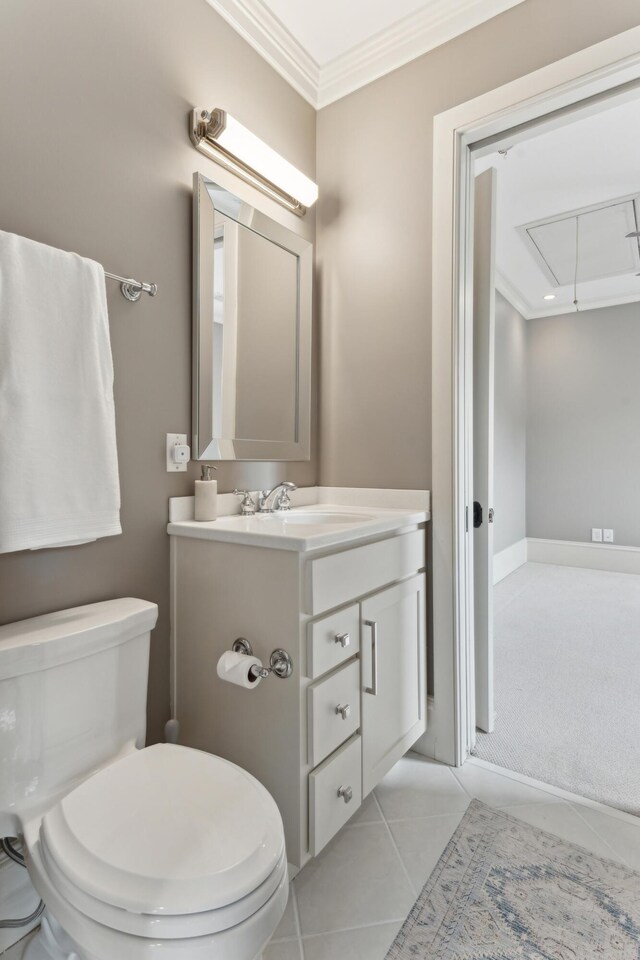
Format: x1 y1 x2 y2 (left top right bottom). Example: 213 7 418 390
193 173 312 460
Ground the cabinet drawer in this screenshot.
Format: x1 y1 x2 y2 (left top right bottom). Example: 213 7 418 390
309 735 362 856
304 529 425 615
308 660 360 767
307 604 360 679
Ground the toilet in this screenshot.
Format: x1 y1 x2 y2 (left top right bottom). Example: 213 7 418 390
0 598 288 960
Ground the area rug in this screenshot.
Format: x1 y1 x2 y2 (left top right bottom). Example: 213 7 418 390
386 800 640 959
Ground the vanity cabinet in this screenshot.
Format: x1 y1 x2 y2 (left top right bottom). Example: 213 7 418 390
361 576 426 796
170 521 427 869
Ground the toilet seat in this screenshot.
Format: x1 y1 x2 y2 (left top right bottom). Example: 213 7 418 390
34 743 286 938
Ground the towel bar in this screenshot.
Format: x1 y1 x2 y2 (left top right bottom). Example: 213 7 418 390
104 271 157 302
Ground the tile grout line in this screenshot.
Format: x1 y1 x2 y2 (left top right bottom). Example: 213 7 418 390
568 803 632 868
449 767 474 801
374 792 422 897
301 916 409 941
290 882 305 960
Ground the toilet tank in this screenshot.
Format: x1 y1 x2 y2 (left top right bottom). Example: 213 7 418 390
0 598 158 833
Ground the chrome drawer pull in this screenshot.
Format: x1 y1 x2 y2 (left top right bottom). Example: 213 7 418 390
364 619 378 696
335 703 351 721
337 785 353 804
334 632 350 648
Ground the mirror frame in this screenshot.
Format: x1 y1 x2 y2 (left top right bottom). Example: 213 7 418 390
193 172 312 460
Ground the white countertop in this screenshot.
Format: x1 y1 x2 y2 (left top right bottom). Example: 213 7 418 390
167 488 430 553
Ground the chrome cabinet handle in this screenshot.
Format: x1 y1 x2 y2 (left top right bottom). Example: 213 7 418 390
337 785 353 804
334 632 350 648
335 703 351 721
364 620 378 696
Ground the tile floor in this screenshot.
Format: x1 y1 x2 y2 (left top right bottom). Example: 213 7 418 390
265 754 640 960
5 755 640 960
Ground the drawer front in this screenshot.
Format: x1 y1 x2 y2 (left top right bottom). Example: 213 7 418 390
304 529 425 615
309 735 362 856
307 604 360 679
308 660 360 767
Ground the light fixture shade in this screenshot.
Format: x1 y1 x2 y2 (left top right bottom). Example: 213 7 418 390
190 108 318 215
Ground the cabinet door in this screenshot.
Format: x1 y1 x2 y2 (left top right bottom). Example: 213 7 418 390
361 574 427 797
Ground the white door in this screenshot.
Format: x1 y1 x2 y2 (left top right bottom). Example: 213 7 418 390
361 574 426 796
473 167 497 734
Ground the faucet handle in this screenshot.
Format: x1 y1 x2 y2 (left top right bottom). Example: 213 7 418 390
233 489 256 515
277 488 293 510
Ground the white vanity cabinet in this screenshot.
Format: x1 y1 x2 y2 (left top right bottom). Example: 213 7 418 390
169 514 428 869
360 575 426 796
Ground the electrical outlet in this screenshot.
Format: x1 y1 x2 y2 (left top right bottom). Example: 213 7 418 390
591 528 603 542
166 433 190 472
603 529 614 543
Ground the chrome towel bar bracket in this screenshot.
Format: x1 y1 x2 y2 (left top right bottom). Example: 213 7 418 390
104 271 158 302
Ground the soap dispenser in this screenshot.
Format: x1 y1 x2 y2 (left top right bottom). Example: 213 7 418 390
194 464 218 521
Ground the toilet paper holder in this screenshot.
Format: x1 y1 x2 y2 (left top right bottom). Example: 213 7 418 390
232 638 294 680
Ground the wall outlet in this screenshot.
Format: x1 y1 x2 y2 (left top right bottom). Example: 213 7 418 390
603 528 614 543
166 433 190 472
591 528 603 542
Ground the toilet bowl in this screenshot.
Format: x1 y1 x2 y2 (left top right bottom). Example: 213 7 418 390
0 599 288 960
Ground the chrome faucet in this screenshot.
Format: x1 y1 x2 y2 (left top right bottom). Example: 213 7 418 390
258 481 297 513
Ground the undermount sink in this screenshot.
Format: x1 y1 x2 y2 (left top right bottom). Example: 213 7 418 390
260 511 372 525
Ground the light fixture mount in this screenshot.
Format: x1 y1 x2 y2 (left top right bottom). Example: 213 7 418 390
190 107 317 217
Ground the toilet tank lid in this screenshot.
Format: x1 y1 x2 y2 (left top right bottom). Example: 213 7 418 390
0 599 158 680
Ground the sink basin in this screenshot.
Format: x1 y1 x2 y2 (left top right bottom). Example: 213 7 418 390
260 511 372 525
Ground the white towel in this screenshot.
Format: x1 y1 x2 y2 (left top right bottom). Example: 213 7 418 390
0 230 121 552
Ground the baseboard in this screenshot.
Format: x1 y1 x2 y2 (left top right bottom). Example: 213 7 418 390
493 538 527 584
527 537 640 575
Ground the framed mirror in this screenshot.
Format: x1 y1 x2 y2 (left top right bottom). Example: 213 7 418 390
193 173 312 460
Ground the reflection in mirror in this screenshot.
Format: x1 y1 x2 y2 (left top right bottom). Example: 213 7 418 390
193 173 312 461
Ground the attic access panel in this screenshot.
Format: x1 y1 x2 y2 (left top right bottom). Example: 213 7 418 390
519 196 640 287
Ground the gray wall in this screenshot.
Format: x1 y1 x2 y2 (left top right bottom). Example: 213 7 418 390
0 0 316 744
494 292 527 554
2 0 640 746
526 301 640 546
316 0 640 489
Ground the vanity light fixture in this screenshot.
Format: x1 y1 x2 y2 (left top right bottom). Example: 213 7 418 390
190 108 318 217
543 294 556 300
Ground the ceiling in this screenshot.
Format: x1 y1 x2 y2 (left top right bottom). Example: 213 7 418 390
206 0 526 108
475 96 640 319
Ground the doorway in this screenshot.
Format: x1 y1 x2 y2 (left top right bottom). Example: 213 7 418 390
427 25 640 783
468 96 640 811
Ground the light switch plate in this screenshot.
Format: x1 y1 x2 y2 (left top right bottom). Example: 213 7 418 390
166 433 189 472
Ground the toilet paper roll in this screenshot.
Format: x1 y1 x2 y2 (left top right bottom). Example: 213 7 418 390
216 650 264 689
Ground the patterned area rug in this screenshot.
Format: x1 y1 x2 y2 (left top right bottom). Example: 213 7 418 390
386 800 640 959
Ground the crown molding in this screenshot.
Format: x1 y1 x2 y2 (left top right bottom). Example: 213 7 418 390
204 0 319 106
317 0 526 107
205 0 527 110
496 269 640 320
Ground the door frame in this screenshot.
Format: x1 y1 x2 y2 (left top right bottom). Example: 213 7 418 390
427 25 640 767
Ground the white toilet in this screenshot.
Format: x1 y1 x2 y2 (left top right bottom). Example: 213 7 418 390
0 598 288 960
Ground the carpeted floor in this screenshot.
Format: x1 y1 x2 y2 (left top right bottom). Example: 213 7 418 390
473 561 640 814
386 799 640 959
